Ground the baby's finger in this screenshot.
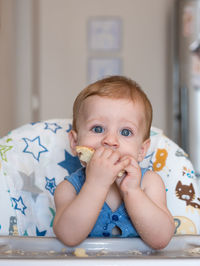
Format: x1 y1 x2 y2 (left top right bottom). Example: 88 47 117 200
121 155 140 169
116 158 130 173
93 146 104 157
124 161 142 179
119 155 131 163
101 148 114 159
129 157 140 169
108 150 120 163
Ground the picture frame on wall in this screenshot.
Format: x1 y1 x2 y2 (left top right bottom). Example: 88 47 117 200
88 57 122 83
88 17 122 52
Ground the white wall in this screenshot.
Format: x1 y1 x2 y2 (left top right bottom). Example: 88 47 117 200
13 0 34 128
0 0 33 136
0 0 176 137
0 0 15 136
38 0 175 136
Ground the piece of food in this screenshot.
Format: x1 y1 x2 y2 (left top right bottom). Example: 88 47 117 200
117 169 126 177
74 248 88 257
76 146 95 164
76 146 126 177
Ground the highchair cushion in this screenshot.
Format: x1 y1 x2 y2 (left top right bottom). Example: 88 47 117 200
0 119 199 237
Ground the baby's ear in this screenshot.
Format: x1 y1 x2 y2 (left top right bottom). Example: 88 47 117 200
68 130 78 156
138 138 151 162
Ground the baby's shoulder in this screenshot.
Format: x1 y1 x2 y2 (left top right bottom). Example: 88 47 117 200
142 170 164 189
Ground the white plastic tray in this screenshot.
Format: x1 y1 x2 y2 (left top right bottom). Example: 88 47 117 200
0 235 199 259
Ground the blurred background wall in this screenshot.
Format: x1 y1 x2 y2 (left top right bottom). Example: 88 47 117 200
0 0 15 136
0 0 175 137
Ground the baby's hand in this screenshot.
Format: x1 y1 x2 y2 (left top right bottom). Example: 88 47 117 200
115 156 142 194
85 147 130 190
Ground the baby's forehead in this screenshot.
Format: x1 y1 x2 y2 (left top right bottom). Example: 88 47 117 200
79 96 146 123
80 96 127 114
81 94 140 107
81 95 145 111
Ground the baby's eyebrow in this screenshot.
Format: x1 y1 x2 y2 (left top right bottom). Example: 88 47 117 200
86 117 106 124
121 119 138 128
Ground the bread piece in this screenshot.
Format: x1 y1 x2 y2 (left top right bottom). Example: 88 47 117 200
76 146 126 177
117 169 126 178
76 146 95 164
74 248 88 257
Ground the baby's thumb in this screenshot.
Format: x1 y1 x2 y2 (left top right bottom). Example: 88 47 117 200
120 157 130 168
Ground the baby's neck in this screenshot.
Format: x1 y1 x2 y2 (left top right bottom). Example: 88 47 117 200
106 183 122 212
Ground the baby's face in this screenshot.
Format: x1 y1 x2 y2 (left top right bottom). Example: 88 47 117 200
72 95 149 162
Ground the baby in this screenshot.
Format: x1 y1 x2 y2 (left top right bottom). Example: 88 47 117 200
53 75 175 249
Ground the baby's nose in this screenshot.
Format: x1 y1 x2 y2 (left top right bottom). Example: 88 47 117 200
102 132 119 149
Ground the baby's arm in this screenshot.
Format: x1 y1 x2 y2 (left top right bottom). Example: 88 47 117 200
53 178 108 246
119 160 175 249
53 147 130 246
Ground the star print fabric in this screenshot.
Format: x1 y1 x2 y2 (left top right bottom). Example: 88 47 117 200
0 119 75 236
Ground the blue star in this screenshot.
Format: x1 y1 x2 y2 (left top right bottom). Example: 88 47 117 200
36 227 47 236
44 122 62 133
58 150 82 175
22 136 48 161
66 123 72 133
150 130 158 136
49 207 55 227
45 177 56 195
144 152 154 160
30 121 41 125
11 196 27 215
23 230 28 236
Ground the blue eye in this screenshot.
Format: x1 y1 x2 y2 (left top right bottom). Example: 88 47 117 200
120 128 132 137
92 126 104 134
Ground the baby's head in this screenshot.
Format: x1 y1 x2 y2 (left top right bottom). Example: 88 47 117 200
72 75 152 141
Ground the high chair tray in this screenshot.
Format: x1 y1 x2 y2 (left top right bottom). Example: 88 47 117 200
0 235 199 259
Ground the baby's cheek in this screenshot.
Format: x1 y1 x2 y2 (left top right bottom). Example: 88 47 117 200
124 148 138 160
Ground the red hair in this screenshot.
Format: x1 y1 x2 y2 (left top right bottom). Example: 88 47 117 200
72 76 152 140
